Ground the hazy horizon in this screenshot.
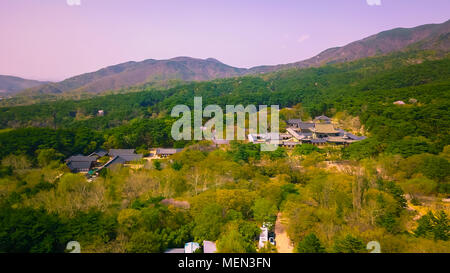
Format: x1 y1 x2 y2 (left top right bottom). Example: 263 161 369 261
1 0 449 81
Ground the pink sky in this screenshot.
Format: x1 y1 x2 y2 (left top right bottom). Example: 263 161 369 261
0 0 449 81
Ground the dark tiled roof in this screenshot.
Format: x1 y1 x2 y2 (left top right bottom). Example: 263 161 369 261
66 156 97 162
298 122 315 130
287 119 302 124
314 115 331 120
119 154 143 162
103 156 127 169
89 150 108 157
67 161 93 171
310 138 328 143
156 148 183 155
109 149 136 157
346 133 367 141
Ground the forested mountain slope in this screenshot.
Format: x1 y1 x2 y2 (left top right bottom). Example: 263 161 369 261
0 50 449 161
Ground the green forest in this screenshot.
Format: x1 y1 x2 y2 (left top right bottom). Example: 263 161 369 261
0 50 449 253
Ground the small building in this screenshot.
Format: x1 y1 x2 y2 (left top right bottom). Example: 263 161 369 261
99 149 143 169
102 156 128 169
308 138 328 145
279 133 292 140
258 225 275 248
248 132 280 145
258 226 268 249
65 155 97 173
108 149 142 161
88 149 108 158
155 148 183 158
109 149 137 157
287 119 303 128
281 141 299 148
286 128 306 141
313 115 331 123
312 123 340 138
297 122 315 133
97 110 105 116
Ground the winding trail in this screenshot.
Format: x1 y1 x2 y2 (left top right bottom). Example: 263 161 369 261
275 212 294 253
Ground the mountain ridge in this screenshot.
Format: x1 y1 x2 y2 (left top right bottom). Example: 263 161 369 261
11 19 450 97
0 75 49 96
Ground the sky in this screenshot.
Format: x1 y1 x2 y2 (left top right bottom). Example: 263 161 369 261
0 0 449 81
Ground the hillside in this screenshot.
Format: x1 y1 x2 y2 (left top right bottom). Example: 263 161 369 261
249 19 450 73
20 57 246 96
1 50 448 151
0 75 48 96
13 20 450 98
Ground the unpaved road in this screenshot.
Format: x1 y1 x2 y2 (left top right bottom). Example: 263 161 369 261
275 212 294 253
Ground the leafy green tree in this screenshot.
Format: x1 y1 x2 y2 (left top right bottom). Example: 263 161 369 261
333 235 366 253
293 144 323 156
153 160 162 171
252 198 277 224
127 231 165 253
193 203 224 242
297 233 326 253
36 148 64 167
216 223 256 253
0 207 65 253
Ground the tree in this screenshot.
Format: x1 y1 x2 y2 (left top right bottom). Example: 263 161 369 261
252 198 277 224
193 203 224 242
36 148 64 167
126 231 164 253
297 233 326 253
153 160 162 171
415 211 449 241
333 235 365 253
1 154 31 170
216 223 256 253
0 207 65 253
293 144 322 156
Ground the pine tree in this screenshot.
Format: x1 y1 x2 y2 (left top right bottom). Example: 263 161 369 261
297 233 326 253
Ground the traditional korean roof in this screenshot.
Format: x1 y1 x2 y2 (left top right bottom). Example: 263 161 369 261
287 119 302 125
309 138 328 144
327 136 350 143
89 150 108 158
156 148 183 155
282 141 300 146
286 128 305 140
298 122 315 130
65 155 97 163
314 115 331 120
67 161 93 171
313 123 339 134
108 149 136 157
103 156 127 169
345 133 367 141
118 154 143 162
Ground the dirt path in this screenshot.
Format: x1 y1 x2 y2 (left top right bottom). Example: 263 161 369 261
275 212 294 253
